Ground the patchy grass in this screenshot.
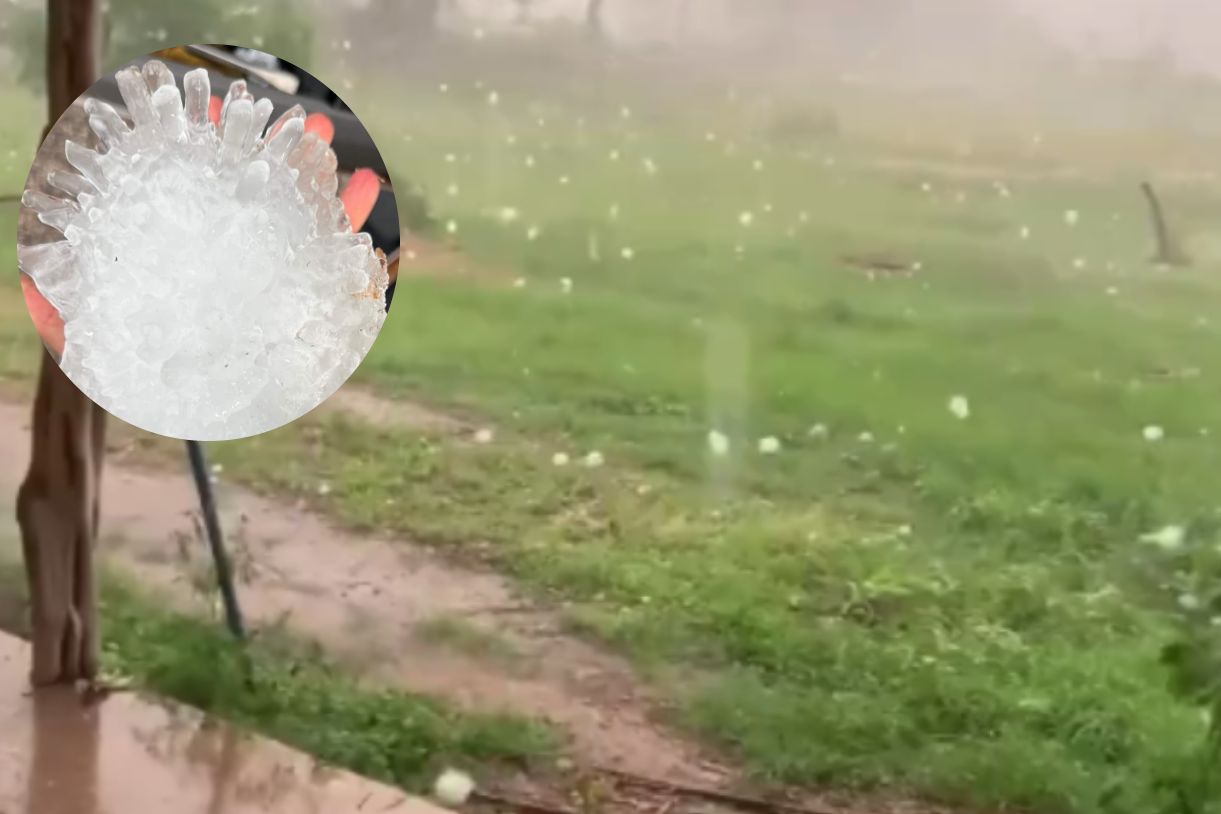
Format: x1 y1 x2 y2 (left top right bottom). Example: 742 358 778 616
4 65 1221 812
415 614 525 667
0 552 554 792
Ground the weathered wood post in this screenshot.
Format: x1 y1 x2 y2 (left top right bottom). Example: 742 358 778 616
17 0 106 686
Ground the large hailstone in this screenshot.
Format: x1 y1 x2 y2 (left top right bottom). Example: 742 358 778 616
17 61 389 440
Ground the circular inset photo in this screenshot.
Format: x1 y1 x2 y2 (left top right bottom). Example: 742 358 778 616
17 45 401 441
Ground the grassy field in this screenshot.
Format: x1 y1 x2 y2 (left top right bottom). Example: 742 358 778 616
4 55 1221 814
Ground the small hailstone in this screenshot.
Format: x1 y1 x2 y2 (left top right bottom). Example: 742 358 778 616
526 225 541 241
752 159 764 171
1140 524 1184 550
559 175 570 185
705 131 717 142
446 183 459 197
620 106 632 119
446 219 458 235
486 90 499 105
738 211 754 227
444 153 456 163
707 430 730 456
342 39 352 51
1019 225 1031 240
1072 257 1086 270
1178 594 1202 611
808 423 828 439
609 203 620 219
897 524 912 537
524 154 535 167
948 395 970 420
758 436 782 454
474 428 494 444
858 431 874 443
1142 425 1164 442
513 277 527 288
317 482 332 496
620 247 635 260
473 27 486 40
583 450 605 468
799 211 809 223
497 206 520 224
210 463 224 475
643 157 657 174
762 202 773 213
560 277 573 294
920 182 932 193
608 149 620 160
1064 209 1079 226
433 769 475 806
1105 286 1118 296
552 452 570 467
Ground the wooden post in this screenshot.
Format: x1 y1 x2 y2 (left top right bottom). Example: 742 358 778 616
1141 181 1190 267
17 0 105 686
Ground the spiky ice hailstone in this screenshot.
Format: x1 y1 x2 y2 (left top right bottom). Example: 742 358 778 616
18 63 388 440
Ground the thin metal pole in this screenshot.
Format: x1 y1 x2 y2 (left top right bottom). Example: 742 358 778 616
185 440 245 640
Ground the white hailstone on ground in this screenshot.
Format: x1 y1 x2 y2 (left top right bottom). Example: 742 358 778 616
1072 257 1087 270
560 277 573 294
474 427 494 444
1178 594 1202 611
526 225 541 241
799 210 809 223
620 247 635 260
752 159 764 171
1019 225 1031 240
705 131 717 142
608 149 620 160
643 157 658 174
1064 209 1079 226
505 133 517 145
758 436 782 454
342 39 352 50
446 183 459 196
473 27 486 39
1140 524 1185 551
486 90 499 105
559 175 570 185
210 463 224 475
317 482 333 496
1105 286 1118 296
609 203 620 219
808 423 829 439
583 450 605 468
738 211 754 227
512 277 527 288
858 431 875 443
17 62 387 440
707 429 730 456
433 769 475 807
497 206 520 224
446 219 458 235
444 152 456 163
948 395 970 420
920 181 932 193
524 154 535 167
1143 425 1165 442
552 452 570 467
620 106 632 119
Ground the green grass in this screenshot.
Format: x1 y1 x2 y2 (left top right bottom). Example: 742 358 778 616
4 63 1221 813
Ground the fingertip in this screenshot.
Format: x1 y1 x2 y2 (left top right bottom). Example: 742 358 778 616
304 112 335 145
341 168 380 232
208 95 222 126
20 275 65 357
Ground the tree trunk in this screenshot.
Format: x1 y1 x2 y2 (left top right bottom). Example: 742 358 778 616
18 0 105 686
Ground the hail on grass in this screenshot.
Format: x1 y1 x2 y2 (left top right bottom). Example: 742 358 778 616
707 430 730 456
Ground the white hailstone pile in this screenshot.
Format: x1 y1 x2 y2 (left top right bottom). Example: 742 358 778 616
18 61 387 440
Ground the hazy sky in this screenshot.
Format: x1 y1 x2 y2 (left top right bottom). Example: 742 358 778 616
1014 0 1221 75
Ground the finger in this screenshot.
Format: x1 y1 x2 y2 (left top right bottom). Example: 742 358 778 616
20 275 65 357
208 94 222 126
340 168 380 233
304 112 334 145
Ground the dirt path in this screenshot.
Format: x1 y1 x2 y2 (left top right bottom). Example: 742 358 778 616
0 396 728 791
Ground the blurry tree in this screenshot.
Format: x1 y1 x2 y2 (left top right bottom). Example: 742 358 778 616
3 0 313 91
586 0 605 39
